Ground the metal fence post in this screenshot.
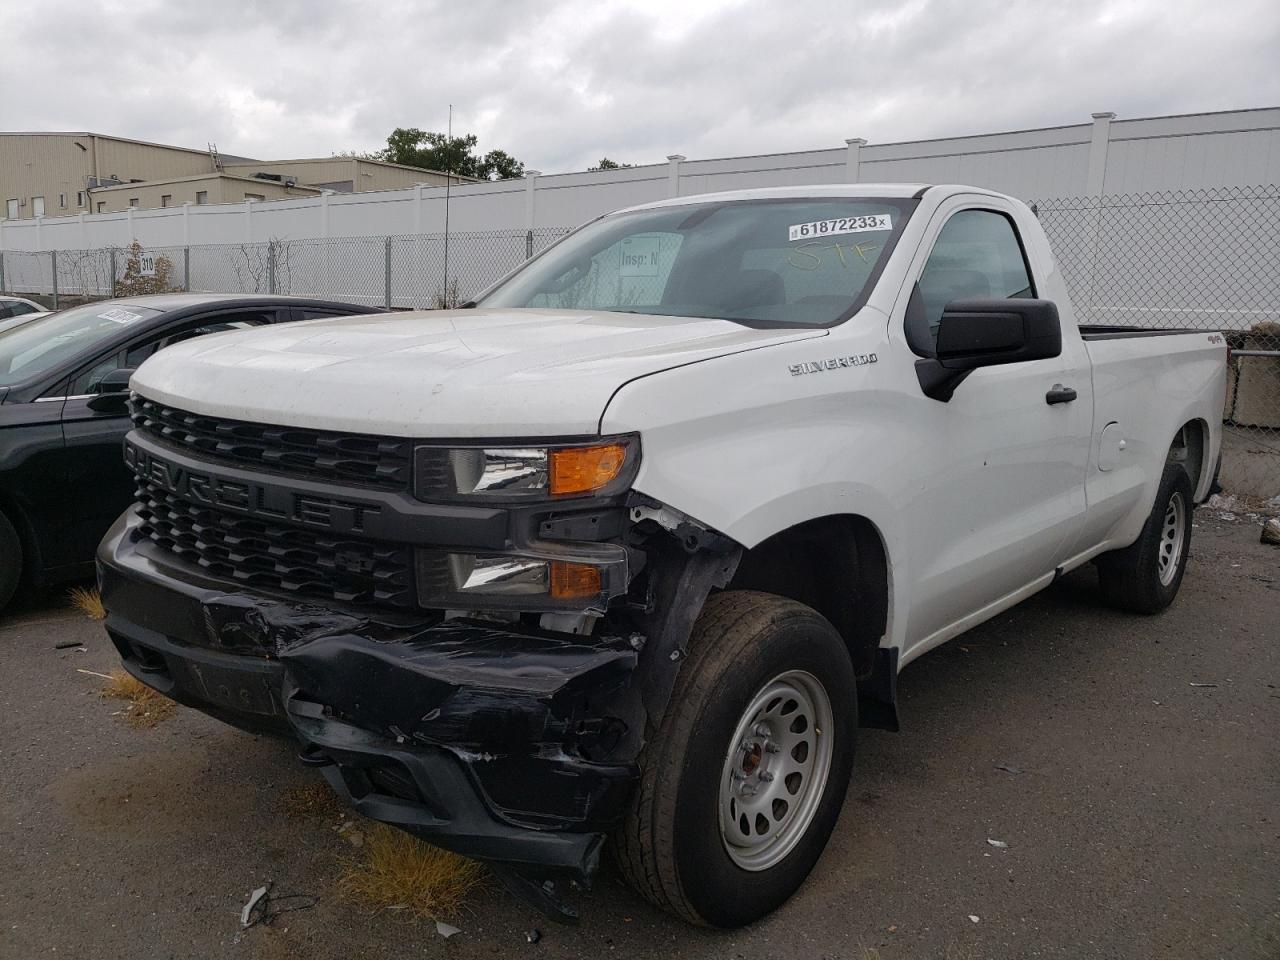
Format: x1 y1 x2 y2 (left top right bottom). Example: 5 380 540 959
0 252 5 295
183 246 191 291
51 250 59 309
384 236 393 310
109 247 118 297
526 230 533 259
268 239 277 294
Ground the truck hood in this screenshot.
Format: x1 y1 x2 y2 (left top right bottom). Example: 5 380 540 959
131 307 825 436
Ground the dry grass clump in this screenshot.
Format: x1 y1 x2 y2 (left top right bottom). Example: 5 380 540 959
278 782 346 821
67 586 106 620
338 822 486 920
102 669 177 728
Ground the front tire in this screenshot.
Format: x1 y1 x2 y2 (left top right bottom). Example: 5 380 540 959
1096 462 1193 614
0 511 21 614
614 591 856 927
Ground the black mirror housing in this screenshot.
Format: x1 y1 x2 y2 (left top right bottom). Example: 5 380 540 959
934 299 1061 370
915 299 1062 402
93 367 136 395
86 367 135 412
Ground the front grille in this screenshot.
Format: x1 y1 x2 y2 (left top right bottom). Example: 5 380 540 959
130 395 413 491
134 476 415 609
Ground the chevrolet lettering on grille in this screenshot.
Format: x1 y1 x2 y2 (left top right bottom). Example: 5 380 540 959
124 440 381 534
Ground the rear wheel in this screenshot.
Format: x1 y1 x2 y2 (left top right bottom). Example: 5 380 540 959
0 510 21 614
614 591 857 927
1096 462 1193 614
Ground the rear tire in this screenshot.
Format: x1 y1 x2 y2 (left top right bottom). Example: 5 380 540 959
0 510 21 614
613 591 857 927
1096 462 1193 614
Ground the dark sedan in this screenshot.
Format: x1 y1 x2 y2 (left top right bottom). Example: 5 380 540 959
0 293 381 612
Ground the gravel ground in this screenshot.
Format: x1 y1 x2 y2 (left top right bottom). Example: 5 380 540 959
1 511 1276 960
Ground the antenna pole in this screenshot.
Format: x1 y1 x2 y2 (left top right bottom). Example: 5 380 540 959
442 104 452 307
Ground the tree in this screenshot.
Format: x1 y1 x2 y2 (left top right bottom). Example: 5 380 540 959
375 128 525 181
590 157 632 171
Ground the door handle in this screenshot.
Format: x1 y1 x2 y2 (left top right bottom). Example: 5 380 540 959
1045 384 1077 405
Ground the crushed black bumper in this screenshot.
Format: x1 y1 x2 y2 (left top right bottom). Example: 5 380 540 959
98 509 642 888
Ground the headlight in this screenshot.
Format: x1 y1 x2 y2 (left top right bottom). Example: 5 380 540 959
415 545 627 612
413 436 639 502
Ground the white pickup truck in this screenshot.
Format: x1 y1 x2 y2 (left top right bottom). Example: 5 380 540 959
98 184 1225 926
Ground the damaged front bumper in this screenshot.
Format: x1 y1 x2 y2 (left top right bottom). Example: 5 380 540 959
98 509 644 886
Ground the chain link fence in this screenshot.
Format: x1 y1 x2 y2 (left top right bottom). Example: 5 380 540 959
0 228 570 310
1033 185 1279 494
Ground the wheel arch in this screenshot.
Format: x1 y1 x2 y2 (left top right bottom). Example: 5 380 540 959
1170 417 1212 502
726 513 890 684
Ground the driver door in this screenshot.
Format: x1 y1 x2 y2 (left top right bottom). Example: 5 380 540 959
897 198 1092 655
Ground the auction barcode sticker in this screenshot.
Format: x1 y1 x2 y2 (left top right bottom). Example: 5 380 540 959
99 308 145 325
789 214 892 242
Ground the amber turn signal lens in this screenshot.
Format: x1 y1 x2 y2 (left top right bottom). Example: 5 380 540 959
548 443 627 496
550 561 603 599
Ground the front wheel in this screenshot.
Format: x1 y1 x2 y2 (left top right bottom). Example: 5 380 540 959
613 591 857 927
1096 462 1193 614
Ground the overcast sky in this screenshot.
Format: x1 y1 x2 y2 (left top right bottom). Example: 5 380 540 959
3 0 1277 173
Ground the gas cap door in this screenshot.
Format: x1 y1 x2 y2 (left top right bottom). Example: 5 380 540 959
1098 421 1126 472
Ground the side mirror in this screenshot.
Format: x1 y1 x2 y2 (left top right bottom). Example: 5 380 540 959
86 367 136 412
935 299 1061 370
916 299 1060 401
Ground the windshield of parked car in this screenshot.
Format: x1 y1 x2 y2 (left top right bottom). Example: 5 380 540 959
0 302 163 387
478 197 917 327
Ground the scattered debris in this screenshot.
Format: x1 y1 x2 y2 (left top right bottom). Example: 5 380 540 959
887 925 898 933
99 669 178 728
1262 518 1280 545
968 915 980 924
239 881 318 930
994 762 1023 775
526 929 542 944
986 838 1008 849
54 639 84 650
1189 682 1218 688
241 886 270 927
66 585 106 620
435 921 462 939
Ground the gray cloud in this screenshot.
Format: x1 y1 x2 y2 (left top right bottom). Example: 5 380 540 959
2 0 1276 173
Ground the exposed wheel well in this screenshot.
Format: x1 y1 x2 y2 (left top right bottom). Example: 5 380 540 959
726 515 888 681
1169 419 1209 500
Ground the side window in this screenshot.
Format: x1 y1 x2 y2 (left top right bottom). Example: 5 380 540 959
69 351 126 396
913 210 1035 349
72 312 274 394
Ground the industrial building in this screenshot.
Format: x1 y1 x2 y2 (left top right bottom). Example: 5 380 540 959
0 132 468 219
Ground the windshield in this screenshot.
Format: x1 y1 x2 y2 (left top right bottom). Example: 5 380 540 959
0 302 163 387
479 197 917 327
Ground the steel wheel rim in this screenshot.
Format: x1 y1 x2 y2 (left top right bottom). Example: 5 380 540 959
1158 490 1186 586
717 670 835 872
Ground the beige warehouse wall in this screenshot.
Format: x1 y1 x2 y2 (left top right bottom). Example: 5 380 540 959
0 134 94 218
89 175 319 213
223 157 458 192
1 133 216 220
93 137 212 183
